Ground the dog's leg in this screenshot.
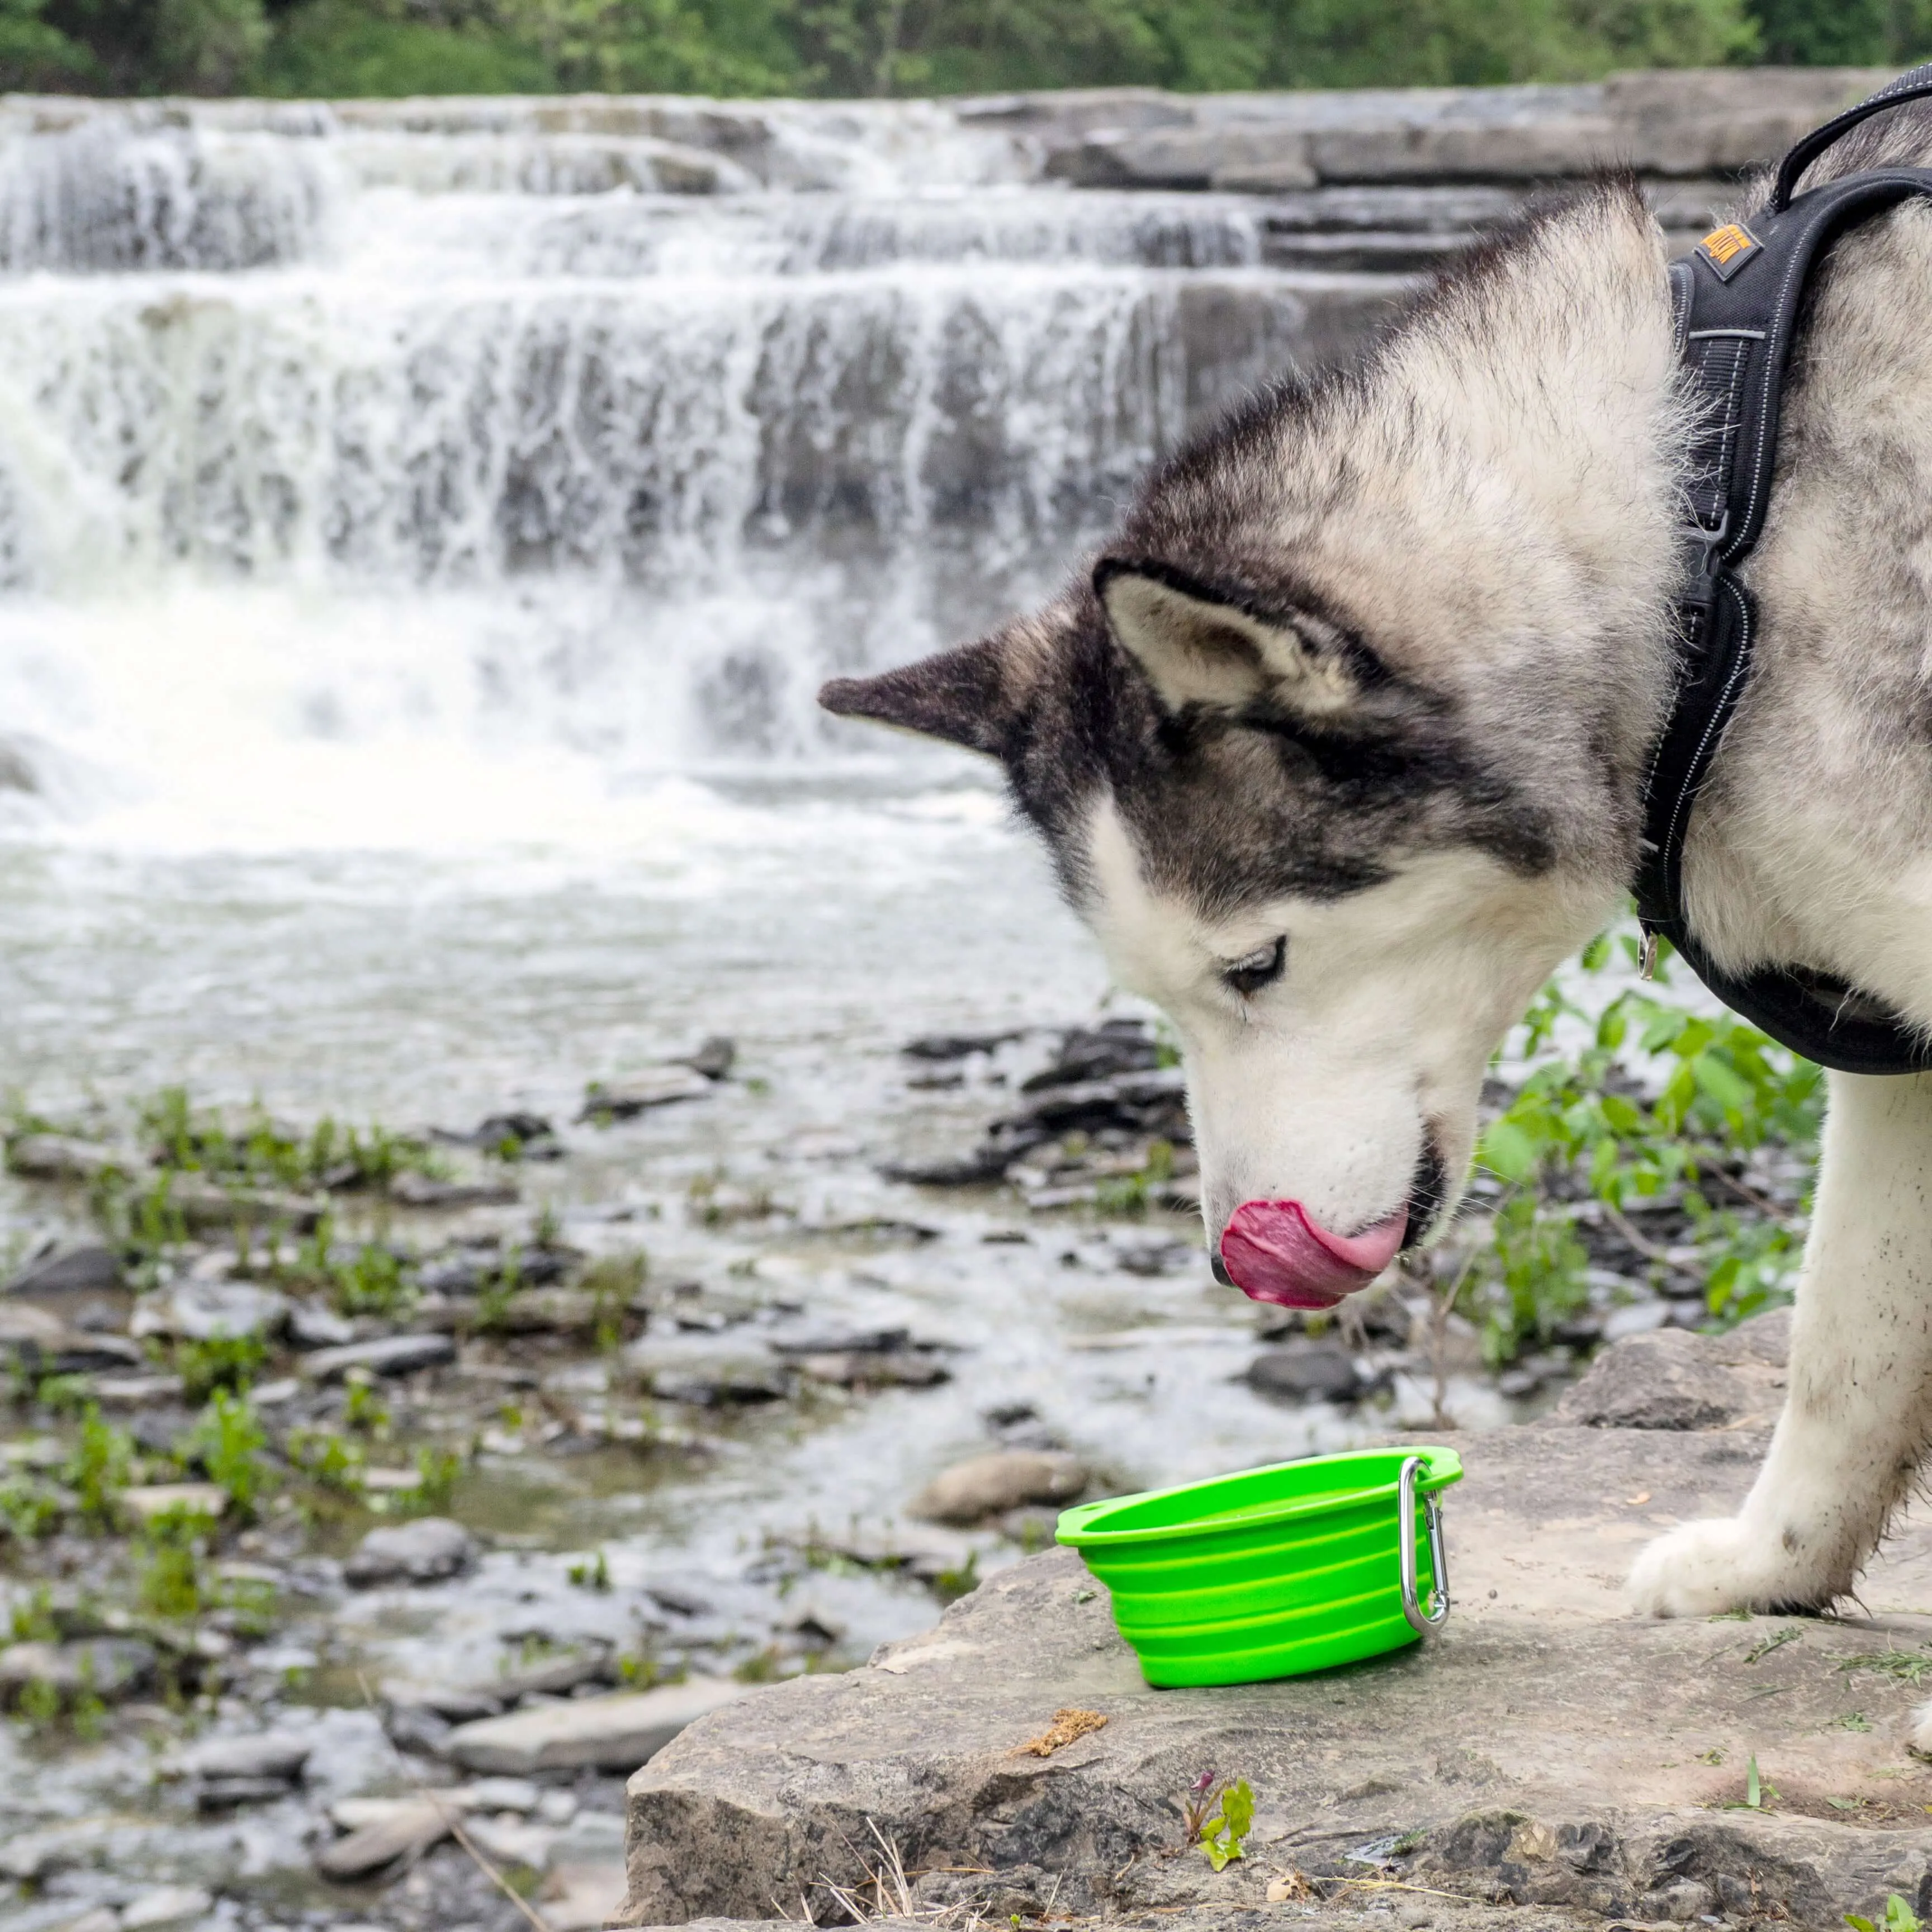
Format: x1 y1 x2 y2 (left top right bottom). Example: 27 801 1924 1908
1628 1071 1932 1736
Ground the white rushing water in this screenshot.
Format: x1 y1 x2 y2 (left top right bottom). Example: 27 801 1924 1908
0 96 1336 841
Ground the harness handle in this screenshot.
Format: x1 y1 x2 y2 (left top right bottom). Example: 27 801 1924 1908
1772 61 1932 211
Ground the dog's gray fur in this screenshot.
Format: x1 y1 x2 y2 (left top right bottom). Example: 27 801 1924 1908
823 89 1932 1737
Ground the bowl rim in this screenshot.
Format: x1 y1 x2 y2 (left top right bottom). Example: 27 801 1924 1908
1054 1444 1462 1550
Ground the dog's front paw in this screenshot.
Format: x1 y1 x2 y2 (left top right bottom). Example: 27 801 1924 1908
1627 1517 1787 1617
1911 1700 1932 1758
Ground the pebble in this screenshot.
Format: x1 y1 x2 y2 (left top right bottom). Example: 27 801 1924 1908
300 1332 456 1381
1243 1339 1368 1405
579 1066 713 1119
116 1483 229 1524
390 1172 519 1208
129 1280 288 1342
910 1450 1088 1525
120 1887 214 1930
343 1516 477 1587
314 1797 449 1878
168 1729 312 1781
6 1242 122 1294
647 1358 790 1405
444 1677 745 1773
6 1134 133 1181
0 1636 157 1699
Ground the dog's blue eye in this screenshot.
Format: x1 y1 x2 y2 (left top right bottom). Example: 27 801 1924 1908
1222 935 1286 996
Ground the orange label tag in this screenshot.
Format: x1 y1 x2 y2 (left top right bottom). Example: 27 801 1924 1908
1697 222 1760 281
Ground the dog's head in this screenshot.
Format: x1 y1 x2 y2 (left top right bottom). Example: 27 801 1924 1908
821 185 1680 1308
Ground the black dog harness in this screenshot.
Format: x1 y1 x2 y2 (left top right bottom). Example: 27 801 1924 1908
1633 63 1932 1073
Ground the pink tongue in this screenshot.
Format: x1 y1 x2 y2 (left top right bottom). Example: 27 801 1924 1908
1219 1200 1408 1310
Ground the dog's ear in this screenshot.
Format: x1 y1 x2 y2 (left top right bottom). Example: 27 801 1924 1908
1096 559 1366 718
818 635 1020 756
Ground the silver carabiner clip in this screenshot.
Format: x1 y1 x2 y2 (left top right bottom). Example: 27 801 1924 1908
1398 1454 1451 1636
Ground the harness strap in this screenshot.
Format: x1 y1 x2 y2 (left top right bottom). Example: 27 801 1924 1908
1633 70 1932 1074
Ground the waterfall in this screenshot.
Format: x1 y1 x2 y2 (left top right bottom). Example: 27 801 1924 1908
0 93 1399 830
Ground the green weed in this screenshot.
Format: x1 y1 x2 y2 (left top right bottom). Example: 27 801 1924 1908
184 1389 268 1517
138 1505 218 1620
1455 929 1821 1362
174 1333 266 1403
63 1404 131 1522
1847 1896 1922 1932
567 1549 611 1592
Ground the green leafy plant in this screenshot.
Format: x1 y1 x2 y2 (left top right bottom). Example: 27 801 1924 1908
343 1374 390 1436
185 1388 268 1517
1452 929 1822 1362
63 1404 131 1522
138 1504 218 1620
567 1548 611 1592
174 1333 266 1403
1176 1773 1256 1869
1847 1895 1922 1932
395 1446 461 1514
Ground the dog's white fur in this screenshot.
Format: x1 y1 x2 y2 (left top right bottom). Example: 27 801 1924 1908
1087 178 1932 1742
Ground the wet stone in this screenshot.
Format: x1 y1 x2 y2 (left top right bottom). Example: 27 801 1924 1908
0 1635 156 1699
300 1331 456 1380
910 1449 1088 1525
446 1677 746 1774
1243 1338 1371 1405
5 1242 122 1294
343 1515 477 1587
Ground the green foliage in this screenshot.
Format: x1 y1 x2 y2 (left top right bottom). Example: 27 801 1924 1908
395 1444 462 1513
138 1503 217 1619
0 1473 63 1542
64 1404 131 1523
288 1423 366 1492
1199 1776 1254 1871
1459 933 1822 1363
139 1088 434 1196
1848 1896 1922 1932
343 1374 390 1435
184 1388 268 1516
3 0 1870 108
567 1547 612 1590
174 1333 267 1403
8 1584 56 1641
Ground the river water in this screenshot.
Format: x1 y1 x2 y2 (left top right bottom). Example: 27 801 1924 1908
0 97 1509 1929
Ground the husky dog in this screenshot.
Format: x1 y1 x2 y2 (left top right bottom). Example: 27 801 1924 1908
822 97 1932 1736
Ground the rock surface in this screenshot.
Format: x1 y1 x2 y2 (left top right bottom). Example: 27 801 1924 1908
1552 1307 1789 1430
911 1448 1090 1524
617 1332 1932 1930
446 1678 747 1773
343 1515 476 1586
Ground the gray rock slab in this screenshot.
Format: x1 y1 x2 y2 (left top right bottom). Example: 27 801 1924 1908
301 1332 456 1380
1552 1309 1788 1431
447 1679 747 1774
343 1514 476 1586
617 1410 1932 1929
130 1278 289 1342
167 1728 311 1781
911 1449 1088 1524
0 1636 156 1699
4 1243 122 1294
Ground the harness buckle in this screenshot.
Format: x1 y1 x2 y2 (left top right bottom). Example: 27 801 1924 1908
1639 929 1659 982
1678 511 1729 614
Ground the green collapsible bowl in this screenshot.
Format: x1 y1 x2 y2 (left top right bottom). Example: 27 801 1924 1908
1055 1446 1462 1688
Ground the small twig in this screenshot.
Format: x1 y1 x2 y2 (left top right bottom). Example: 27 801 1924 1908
353 1671 553 1932
1600 1201 1683 1268
1710 1167 1801 1227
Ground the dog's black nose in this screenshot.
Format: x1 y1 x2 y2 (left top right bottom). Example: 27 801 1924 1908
1210 1251 1233 1287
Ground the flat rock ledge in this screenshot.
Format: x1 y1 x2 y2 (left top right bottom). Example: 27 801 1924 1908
617 1321 1932 1930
